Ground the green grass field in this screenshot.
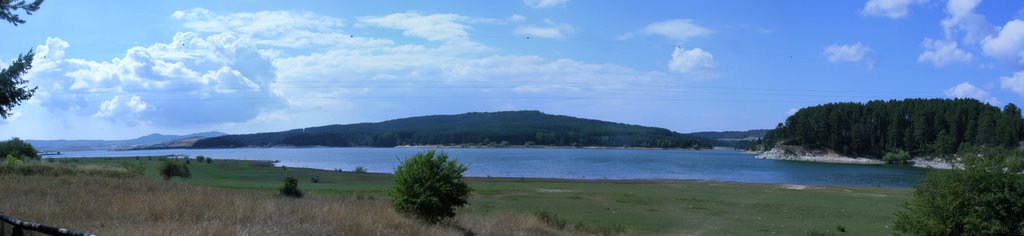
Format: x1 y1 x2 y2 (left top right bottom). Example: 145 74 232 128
61 156 913 235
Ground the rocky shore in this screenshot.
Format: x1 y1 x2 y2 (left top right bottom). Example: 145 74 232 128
755 146 956 169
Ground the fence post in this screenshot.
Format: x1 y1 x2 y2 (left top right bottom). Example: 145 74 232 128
11 226 22 236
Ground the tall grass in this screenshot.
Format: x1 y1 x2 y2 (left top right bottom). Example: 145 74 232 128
0 162 135 178
0 167 579 235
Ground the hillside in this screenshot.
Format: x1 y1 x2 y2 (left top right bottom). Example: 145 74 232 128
688 129 769 149
762 98 1024 158
28 132 226 151
193 111 714 149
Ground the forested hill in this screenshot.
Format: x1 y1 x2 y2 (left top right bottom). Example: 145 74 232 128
192 111 715 149
763 98 1024 158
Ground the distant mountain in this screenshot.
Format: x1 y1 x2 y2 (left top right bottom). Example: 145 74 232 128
687 129 770 150
688 129 770 141
193 111 715 149
28 131 227 151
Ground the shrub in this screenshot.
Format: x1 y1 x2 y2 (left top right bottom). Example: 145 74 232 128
534 211 568 229
883 150 911 164
388 151 471 223
119 162 147 176
353 166 367 173
206 157 212 164
280 176 303 198
196 155 205 162
0 138 38 160
311 175 320 183
3 153 22 169
159 159 191 180
893 166 1024 235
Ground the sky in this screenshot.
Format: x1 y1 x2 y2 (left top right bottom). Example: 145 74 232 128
2 0 1024 140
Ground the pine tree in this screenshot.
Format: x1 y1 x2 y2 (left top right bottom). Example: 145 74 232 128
0 0 43 119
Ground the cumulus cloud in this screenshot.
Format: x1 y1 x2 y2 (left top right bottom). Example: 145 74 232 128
981 19 1024 65
94 95 148 118
918 38 972 66
17 8 706 132
824 42 871 63
642 19 713 41
359 12 472 43
1000 71 1024 96
25 34 285 126
668 47 717 79
945 82 998 104
523 0 569 8
941 0 995 45
513 19 574 39
863 0 928 18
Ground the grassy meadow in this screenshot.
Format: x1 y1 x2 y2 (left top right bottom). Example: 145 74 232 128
1 156 918 235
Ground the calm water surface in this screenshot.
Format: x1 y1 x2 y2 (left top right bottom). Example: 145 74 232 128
55 148 930 187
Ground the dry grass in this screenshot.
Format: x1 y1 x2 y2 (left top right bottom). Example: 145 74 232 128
0 174 579 236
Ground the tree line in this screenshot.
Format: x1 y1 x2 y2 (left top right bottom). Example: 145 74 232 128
193 111 715 149
762 98 1024 158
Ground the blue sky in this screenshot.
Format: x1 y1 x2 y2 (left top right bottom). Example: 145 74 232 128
2 0 1024 139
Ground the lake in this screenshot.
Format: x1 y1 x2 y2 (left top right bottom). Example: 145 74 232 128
53 147 930 187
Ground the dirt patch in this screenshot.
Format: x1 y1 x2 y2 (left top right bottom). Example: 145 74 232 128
783 185 808 190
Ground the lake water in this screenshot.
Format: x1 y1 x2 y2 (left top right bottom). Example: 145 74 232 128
54 148 931 188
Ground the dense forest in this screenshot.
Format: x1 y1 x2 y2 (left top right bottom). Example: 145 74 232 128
193 111 715 149
763 98 1024 158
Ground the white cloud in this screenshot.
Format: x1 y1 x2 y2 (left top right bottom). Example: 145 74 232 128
508 14 527 23
981 19 1024 65
918 38 972 66
615 32 634 41
172 8 354 48
359 12 472 43
863 0 928 18
824 42 871 63
1000 71 1024 97
523 0 569 8
945 82 998 104
940 0 994 45
514 19 574 39
668 47 717 79
94 95 149 118
14 9 714 135
26 33 285 126
642 19 713 42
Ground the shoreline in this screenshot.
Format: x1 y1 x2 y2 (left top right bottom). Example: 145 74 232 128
57 156 917 188
755 146 956 169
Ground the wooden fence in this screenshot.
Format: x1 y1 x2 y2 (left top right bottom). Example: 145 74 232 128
0 212 95 236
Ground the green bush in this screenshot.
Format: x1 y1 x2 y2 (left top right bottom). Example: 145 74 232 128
354 166 367 173
159 159 191 180
119 162 146 176
3 153 22 169
389 150 471 223
893 167 1024 235
883 150 911 164
280 176 303 198
196 155 205 162
0 137 38 160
